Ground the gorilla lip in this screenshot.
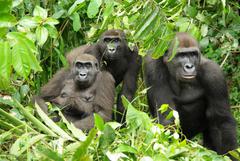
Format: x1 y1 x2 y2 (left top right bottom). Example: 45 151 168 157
182 75 196 79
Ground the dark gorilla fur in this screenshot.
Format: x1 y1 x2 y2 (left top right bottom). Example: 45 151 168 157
34 54 115 131
144 32 237 157
66 29 142 122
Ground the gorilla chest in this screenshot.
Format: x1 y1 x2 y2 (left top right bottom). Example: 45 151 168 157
174 83 206 112
174 83 207 134
104 58 128 85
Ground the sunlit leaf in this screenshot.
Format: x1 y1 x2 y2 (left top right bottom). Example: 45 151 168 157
134 8 159 39
33 5 48 19
200 24 208 37
115 144 138 154
44 24 58 38
0 0 12 14
10 133 46 156
68 0 85 16
71 12 81 32
0 41 11 89
94 113 104 131
19 16 39 28
87 0 102 18
72 128 97 161
44 17 59 27
36 26 48 46
0 13 16 28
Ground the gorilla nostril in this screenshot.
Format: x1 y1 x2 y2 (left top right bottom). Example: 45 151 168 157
80 73 86 76
109 48 116 52
185 63 193 69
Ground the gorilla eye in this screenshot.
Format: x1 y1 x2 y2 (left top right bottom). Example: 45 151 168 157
75 62 83 68
60 92 68 98
104 38 111 43
85 63 92 69
113 38 120 43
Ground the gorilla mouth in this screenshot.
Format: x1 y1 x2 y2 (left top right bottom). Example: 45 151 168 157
182 75 196 79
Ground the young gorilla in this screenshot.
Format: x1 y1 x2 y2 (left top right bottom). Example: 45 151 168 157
66 29 142 122
144 32 237 156
34 54 115 130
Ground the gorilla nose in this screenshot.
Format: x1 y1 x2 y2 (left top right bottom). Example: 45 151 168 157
79 73 87 79
80 73 87 76
108 48 116 53
184 63 195 72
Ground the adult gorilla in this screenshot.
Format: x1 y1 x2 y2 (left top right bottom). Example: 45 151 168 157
67 29 142 122
144 32 237 156
34 54 115 131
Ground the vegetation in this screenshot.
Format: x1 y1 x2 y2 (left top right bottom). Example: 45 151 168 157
0 0 239 160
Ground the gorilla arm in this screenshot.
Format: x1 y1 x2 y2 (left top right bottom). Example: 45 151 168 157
40 68 70 101
200 58 237 154
144 55 175 125
94 71 115 121
117 47 142 122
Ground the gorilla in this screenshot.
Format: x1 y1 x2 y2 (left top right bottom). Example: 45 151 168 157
66 29 142 122
144 32 237 157
34 54 115 130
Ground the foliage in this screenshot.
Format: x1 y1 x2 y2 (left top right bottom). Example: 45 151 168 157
0 96 233 160
0 0 239 160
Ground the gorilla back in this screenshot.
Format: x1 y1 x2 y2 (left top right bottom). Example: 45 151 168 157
144 32 237 156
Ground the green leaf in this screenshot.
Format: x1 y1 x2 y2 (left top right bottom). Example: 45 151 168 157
71 12 81 32
12 0 23 8
72 128 97 161
12 43 31 78
0 27 7 38
200 37 209 48
7 32 37 53
19 16 39 28
100 1 114 29
44 17 59 27
0 13 17 28
200 24 208 37
20 84 30 98
134 8 159 39
0 41 11 89
52 10 66 19
99 124 115 149
36 26 48 46
115 144 138 154
35 103 73 140
159 104 169 114
33 5 48 19
185 6 197 18
44 24 58 38
87 0 102 18
94 113 104 131
37 145 64 161
58 111 86 141
10 133 46 156
7 32 42 75
0 0 12 14
123 96 152 131
68 0 85 16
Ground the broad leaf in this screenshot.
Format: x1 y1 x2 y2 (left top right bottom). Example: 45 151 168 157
0 13 17 28
33 6 48 19
87 0 102 18
68 0 85 16
71 12 81 32
0 41 11 89
0 0 12 14
36 26 49 46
